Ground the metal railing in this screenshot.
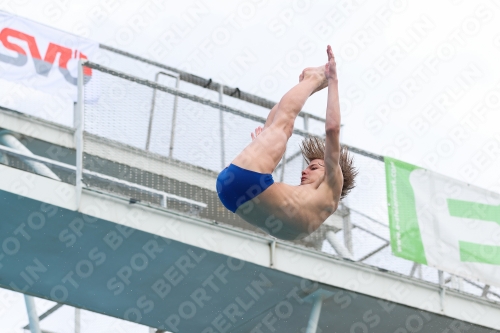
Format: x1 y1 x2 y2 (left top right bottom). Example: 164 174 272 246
0 142 207 211
99 44 326 123
97 44 384 163
146 71 180 154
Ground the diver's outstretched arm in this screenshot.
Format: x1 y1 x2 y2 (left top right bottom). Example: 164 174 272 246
324 45 342 191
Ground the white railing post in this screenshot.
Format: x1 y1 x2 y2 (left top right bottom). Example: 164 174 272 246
75 59 85 210
170 75 180 158
147 71 180 154
219 84 225 169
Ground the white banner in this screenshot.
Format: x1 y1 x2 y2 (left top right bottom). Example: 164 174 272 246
386 157 500 288
0 11 97 104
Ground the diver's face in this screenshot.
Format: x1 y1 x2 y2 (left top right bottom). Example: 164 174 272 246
300 159 325 185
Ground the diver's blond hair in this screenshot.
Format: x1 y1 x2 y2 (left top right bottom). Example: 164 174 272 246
300 136 357 200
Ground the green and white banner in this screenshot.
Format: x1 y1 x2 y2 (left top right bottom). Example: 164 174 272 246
385 157 500 287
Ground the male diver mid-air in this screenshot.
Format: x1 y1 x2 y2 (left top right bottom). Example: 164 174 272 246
216 45 357 240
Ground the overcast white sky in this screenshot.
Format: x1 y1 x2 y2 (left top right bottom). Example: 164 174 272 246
1 0 500 191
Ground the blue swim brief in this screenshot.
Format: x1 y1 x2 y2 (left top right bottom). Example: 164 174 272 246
216 164 274 213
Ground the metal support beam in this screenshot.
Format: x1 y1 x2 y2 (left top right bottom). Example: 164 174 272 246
303 289 335 333
0 131 60 181
306 295 323 333
75 308 81 333
357 242 389 262
326 231 353 260
24 295 42 333
23 304 64 331
409 263 420 277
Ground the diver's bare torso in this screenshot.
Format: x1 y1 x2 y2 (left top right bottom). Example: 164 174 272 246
235 179 339 240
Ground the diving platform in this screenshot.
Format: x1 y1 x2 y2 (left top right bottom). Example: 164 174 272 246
1 106 500 333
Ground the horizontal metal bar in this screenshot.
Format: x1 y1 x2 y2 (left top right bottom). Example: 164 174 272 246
99 44 326 123
85 170 207 208
0 145 206 209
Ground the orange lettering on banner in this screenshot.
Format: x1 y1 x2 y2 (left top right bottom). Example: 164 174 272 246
0 27 92 80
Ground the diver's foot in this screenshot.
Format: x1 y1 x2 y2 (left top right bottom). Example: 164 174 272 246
299 66 327 95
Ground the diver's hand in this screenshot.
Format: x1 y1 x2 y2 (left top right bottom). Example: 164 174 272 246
251 126 263 141
325 45 338 82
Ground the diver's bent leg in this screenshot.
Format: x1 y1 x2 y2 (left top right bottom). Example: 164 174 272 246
232 123 288 174
264 66 326 131
270 67 326 137
263 104 279 130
